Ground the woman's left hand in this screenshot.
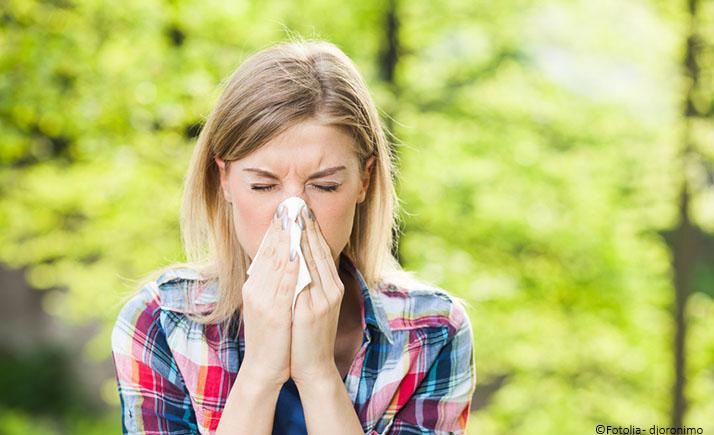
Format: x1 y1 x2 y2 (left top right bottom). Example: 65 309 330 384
290 204 345 386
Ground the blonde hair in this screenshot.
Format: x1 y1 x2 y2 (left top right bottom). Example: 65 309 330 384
127 38 467 329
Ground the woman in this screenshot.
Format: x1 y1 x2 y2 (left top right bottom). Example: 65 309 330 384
111 39 476 434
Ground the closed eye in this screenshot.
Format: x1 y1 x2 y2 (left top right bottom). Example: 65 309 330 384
251 184 340 192
250 185 275 191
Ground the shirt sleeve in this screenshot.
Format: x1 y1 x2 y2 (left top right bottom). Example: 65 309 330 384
111 284 199 434
376 302 477 435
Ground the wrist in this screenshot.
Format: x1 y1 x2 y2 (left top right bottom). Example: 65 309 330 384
237 361 286 392
293 363 341 392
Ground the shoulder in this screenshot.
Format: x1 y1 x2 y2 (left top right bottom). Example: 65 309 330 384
110 269 201 411
111 267 214 352
373 277 476 390
112 278 162 347
376 277 472 338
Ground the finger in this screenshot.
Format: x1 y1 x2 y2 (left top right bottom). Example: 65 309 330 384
300 205 331 306
272 209 291 272
298 207 323 308
311 208 342 287
276 227 299 303
292 210 313 312
251 206 282 269
312 208 340 282
248 207 284 296
251 210 280 269
302 205 342 301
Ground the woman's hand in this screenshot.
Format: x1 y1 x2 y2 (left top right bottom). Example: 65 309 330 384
238 204 299 388
290 204 345 386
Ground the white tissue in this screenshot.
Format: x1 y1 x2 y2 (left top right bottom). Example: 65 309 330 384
246 196 312 320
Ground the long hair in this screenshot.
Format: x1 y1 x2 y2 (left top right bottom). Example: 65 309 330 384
127 38 463 330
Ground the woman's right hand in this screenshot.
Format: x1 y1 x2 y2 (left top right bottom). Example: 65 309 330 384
238 204 299 388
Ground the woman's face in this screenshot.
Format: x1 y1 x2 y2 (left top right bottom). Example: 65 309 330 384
215 118 376 268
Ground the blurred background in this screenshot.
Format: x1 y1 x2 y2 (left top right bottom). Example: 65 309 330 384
1 0 713 433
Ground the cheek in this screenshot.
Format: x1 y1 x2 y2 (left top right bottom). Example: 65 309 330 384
312 194 357 255
231 193 274 258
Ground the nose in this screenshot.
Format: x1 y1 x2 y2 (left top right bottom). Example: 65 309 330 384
281 189 306 202
279 187 309 211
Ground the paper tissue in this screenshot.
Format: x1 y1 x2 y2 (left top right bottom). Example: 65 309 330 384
247 196 312 319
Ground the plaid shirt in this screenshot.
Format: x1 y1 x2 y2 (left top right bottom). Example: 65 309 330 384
111 253 476 434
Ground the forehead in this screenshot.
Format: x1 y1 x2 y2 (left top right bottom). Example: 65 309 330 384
239 120 358 168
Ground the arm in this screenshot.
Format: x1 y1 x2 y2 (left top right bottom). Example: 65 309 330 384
111 286 198 434
214 363 283 435
294 364 365 435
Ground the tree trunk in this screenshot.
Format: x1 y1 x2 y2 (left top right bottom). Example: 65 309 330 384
671 0 701 426
378 0 403 264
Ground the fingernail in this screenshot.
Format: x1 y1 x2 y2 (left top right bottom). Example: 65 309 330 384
298 214 305 231
282 213 289 230
290 249 297 261
275 204 285 220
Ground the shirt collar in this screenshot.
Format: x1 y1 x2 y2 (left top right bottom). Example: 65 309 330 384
155 267 218 313
340 253 395 345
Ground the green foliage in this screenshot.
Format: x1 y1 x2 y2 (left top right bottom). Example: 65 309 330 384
1 0 712 433
0 345 83 415
0 408 117 435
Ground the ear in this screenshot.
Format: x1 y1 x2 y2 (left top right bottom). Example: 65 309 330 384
357 155 376 204
214 157 232 202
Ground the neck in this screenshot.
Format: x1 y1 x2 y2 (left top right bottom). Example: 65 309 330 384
337 260 362 331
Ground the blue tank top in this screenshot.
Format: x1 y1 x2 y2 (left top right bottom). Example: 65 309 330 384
272 375 347 434
272 378 305 435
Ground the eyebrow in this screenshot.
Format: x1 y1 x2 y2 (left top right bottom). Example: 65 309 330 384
242 166 347 180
